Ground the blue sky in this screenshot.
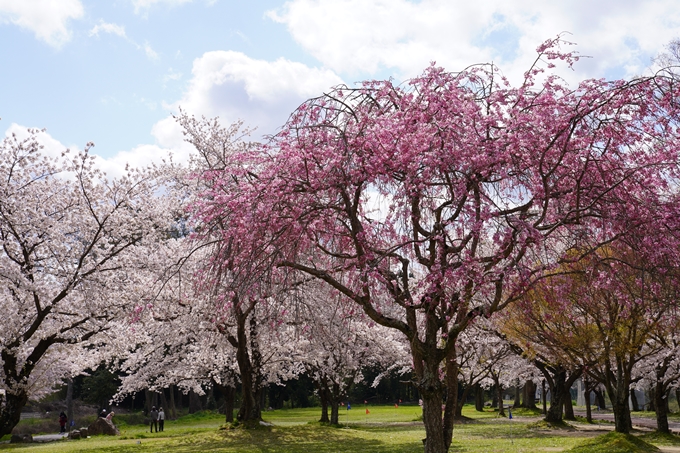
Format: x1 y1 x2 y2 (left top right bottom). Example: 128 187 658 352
2 0 679 174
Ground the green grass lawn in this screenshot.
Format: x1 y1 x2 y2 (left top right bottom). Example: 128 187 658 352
1 405 678 452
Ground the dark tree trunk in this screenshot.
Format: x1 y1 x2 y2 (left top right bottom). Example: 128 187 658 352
537 365 580 424
319 386 330 423
584 376 592 423
443 351 457 446
545 371 567 423
455 383 470 418
176 387 183 411
594 388 606 410
0 390 28 437
563 392 575 421
189 390 202 414
494 379 505 417
648 387 655 412
66 377 74 430
474 384 484 412
144 389 152 413
654 384 669 434
606 380 632 434
168 384 177 419
513 383 521 409
542 380 547 415
330 402 340 425
415 349 449 453
630 389 640 412
160 389 169 413
491 385 498 408
224 385 235 423
522 381 537 410
232 303 262 422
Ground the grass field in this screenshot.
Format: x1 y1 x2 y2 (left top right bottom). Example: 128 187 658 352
1 405 680 452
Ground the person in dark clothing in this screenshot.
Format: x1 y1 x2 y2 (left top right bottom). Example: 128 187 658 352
59 412 67 433
149 406 159 433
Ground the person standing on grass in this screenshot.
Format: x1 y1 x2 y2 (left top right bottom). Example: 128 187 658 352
58 412 67 433
158 407 165 432
149 406 159 433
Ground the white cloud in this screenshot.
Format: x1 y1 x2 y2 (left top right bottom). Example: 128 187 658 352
88 20 160 62
89 21 127 38
163 68 183 83
167 50 344 136
144 42 160 61
268 0 680 82
0 0 84 48
131 0 193 14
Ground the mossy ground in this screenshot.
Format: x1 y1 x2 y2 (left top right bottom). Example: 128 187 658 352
568 432 660 453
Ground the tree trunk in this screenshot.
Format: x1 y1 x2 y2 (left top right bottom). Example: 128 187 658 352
0 390 28 437
495 380 505 417
160 389 169 414
233 305 262 422
66 377 74 431
563 392 575 420
454 383 470 419
168 384 177 419
594 388 606 410
443 351 457 447
630 389 640 412
330 397 340 425
545 371 567 423
654 381 669 434
415 351 448 453
523 381 537 409
513 383 521 409
319 386 330 423
611 397 632 434
189 390 202 414
144 389 152 414
224 385 235 423
474 384 484 412
607 380 632 434
178 388 184 411
584 376 592 423
542 380 547 415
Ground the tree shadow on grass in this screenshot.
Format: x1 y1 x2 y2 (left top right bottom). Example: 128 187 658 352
142 425 424 453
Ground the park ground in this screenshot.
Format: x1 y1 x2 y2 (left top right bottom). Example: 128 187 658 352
2 405 680 453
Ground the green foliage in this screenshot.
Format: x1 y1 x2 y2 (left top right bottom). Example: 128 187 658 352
81 367 121 409
568 432 660 453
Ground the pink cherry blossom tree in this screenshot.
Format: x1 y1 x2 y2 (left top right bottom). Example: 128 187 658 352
0 130 175 436
189 37 680 452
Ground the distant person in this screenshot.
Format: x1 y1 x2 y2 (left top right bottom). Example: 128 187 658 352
149 406 159 433
105 411 115 421
58 412 67 433
99 409 107 418
158 407 165 432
